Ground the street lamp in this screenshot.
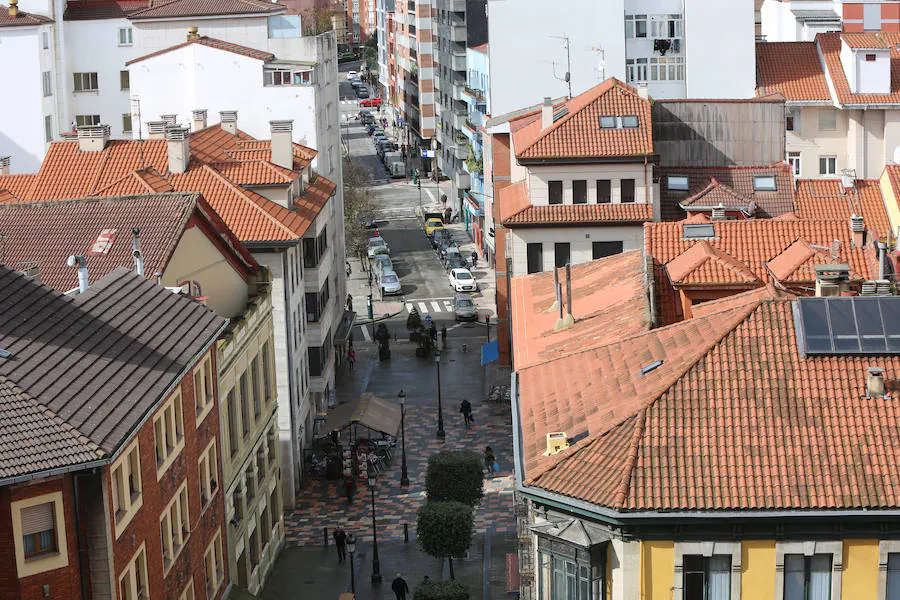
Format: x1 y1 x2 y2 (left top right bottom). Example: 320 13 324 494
399 389 410 486
434 349 446 439
347 533 357 596
368 471 382 583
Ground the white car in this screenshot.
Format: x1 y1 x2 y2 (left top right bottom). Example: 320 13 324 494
347 70 357 80
367 237 389 258
449 268 477 293
380 271 402 296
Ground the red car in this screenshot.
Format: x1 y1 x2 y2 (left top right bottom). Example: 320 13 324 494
359 97 382 107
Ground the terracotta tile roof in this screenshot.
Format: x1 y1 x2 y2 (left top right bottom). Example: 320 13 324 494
665 240 760 286
841 32 892 49
510 251 650 370
679 178 752 209
209 161 298 185
189 125 256 162
794 178 892 239
125 35 275 66
511 78 654 161
470 42 488 54
756 42 833 102
495 180 530 222
504 202 654 226
818 32 900 105
0 266 227 457
657 164 795 221
0 5 53 25
128 0 284 19
522 290 900 511
0 174 36 201
64 0 149 20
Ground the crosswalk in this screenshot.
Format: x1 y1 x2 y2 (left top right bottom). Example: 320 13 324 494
405 297 455 315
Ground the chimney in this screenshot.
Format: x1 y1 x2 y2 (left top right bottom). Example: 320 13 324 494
8 0 18 17
147 120 167 140
830 239 842 261
850 214 866 248
0 156 9 175
220 110 238 135
711 204 726 221
563 262 574 326
814 264 851 296
192 109 208 131
76 124 111 151
861 280 877 296
541 96 553 130
867 366 886 398
132 228 145 276
545 432 569 456
187 26 200 40
67 255 89 293
161 114 178 126
269 120 294 170
636 83 649 99
165 126 190 174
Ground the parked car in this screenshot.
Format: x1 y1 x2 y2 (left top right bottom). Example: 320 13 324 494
431 228 451 248
361 114 375 125
449 268 477 292
446 253 466 271
350 78 362 88
373 254 394 276
453 294 478 321
357 86 370 99
359 97 382 107
443 247 463 269
347 70 358 80
367 237 390 258
424 218 444 237
379 271 402 296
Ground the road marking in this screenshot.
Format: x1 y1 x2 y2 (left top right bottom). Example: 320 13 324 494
418 302 429 313
430 301 442 312
444 300 453 312
360 324 372 342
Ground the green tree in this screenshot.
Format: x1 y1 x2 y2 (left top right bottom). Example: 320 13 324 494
406 306 423 331
416 501 474 580
413 580 470 600
342 157 380 260
425 451 484 507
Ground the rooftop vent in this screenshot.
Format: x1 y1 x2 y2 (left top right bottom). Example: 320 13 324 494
192 108 208 131
814 263 851 296
8 0 18 17
850 214 866 248
640 360 664 375
161 114 178 126
711 204 726 221
0 155 9 176
861 280 877 296
545 432 569 456
867 366 886 398
147 120 167 140
76 124 111 152
220 110 238 136
187 26 200 40
683 223 715 240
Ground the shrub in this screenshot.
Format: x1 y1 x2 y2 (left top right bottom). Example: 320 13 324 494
425 450 484 507
416 501 474 579
413 580 470 600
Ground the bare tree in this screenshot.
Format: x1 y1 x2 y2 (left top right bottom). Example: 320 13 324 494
342 157 380 262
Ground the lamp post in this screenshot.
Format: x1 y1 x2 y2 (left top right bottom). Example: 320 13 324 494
368 472 382 583
434 349 445 439
399 389 410 486
347 533 357 596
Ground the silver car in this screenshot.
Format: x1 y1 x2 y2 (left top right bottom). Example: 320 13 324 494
453 295 477 321
367 237 389 258
380 271 402 296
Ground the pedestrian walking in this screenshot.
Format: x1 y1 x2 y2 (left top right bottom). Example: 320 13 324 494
484 446 495 476
459 399 473 428
444 206 452 223
471 251 478 269
333 528 347 562
346 260 352 277
392 574 410 600
346 293 354 312
348 348 356 370
428 323 438 343
441 324 447 348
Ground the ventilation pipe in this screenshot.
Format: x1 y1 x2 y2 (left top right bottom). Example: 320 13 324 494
562 262 575 328
132 228 144 276
541 97 553 130
0 156 9 175
220 110 238 135
161 114 177 126
67 255 89 293
269 120 294 170
711 203 726 221
147 120 167 140
192 109 208 131
850 214 866 248
867 366 885 398
8 0 18 17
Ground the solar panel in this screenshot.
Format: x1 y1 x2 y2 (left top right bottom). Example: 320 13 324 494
797 296 900 355
683 223 715 239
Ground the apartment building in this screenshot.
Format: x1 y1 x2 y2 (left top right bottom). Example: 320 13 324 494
460 42 489 258
375 0 393 98
389 0 436 149
759 0 841 41
0 118 346 509
0 264 229 600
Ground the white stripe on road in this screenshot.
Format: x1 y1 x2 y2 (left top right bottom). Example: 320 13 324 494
361 325 372 342
430 301 442 312
418 302 429 314
443 300 453 312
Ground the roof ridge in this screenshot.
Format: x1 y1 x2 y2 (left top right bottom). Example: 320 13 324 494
87 148 112 196
612 408 647 508
202 165 298 239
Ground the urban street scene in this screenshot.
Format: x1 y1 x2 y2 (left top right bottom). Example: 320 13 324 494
5 1 900 600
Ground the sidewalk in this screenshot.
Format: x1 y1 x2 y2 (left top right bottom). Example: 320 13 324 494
345 258 405 324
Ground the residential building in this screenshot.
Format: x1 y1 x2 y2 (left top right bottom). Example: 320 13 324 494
374 0 393 99
460 42 489 260
388 0 436 151
759 0 841 41
0 119 347 509
0 264 229 600
486 0 756 118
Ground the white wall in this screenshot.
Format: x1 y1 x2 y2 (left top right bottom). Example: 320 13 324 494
509 226 644 276
787 105 849 178
760 0 841 42
684 0 756 98
526 163 652 206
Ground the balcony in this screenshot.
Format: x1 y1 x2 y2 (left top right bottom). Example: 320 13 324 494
454 169 471 190
451 51 465 71
453 143 469 160
450 23 466 42
408 0 414 10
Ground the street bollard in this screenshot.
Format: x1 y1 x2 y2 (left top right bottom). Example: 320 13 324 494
404 523 409 543
324 527 329 546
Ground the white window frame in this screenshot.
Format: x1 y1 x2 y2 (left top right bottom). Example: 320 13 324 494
753 175 777 191
649 56 685 82
118 27 133 45
818 109 838 131
41 31 49 49
73 72 98 92
11 492 69 577
774 541 842 600
42 71 52 97
180 580 196 600
626 58 648 83
673 542 741 600
786 108 800 132
194 353 215 425
118 543 149 600
819 155 837 176
75 115 100 127
122 113 132 134
668 175 689 190
44 115 53 143
154 389 185 478
159 481 190 574
788 152 801 176
877 541 900 599
111 438 143 538
198 438 219 511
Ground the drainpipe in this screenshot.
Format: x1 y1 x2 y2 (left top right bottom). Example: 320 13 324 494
73 471 90 600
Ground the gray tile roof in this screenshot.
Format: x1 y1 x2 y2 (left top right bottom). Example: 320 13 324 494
0 266 227 479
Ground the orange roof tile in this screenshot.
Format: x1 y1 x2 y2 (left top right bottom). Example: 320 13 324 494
679 178 751 209
125 35 275 66
504 203 653 226
510 251 650 370
664 240 760 286
794 178 891 239
0 5 53 26
209 160 297 185
495 181 530 223
0 174 36 202
511 78 654 161
841 32 892 49
818 32 900 105
756 42 833 102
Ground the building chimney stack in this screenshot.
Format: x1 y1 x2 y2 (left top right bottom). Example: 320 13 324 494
850 214 866 248
269 120 294 170
867 366 886 398
636 83 649 99
0 156 10 175
147 120 167 140
161 114 178 126
8 0 18 17
187 26 200 40
541 96 553 130
67 255 89 293
165 126 190 174
562 262 575 327
76 124 111 151
132 228 145 276
192 109 208 131
711 203 726 221
220 110 238 135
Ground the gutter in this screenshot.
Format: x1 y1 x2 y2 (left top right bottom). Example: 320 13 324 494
0 458 107 487
243 239 302 250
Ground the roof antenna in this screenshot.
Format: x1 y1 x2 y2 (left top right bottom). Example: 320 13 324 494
550 35 573 98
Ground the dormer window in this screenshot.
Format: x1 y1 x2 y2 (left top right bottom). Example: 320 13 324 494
622 115 639 128
866 53 877 62
599 116 616 129
667 176 689 191
752 175 777 191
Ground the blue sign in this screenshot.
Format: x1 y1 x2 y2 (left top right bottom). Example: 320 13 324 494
481 340 499 365
425 314 433 323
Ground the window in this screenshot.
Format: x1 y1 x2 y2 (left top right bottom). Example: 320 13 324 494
231 488 244 524
548 180 563 205
42 71 52 97
260 504 271 548
622 115 639 128
249 525 260 570
118 27 133 45
537 549 604 600
194 354 214 423
20 503 57 558
786 108 799 131
573 180 587 204
180 581 196 600
626 58 648 83
159 482 189 573
620 179 636 203
666 13 683 37
111 439 142 537
866 53 877 62
683 555 731 600
554 243 570 268
120 70 130 90
887 553 900 600
593 241 623 259
250 356 261 419
753 175 777 191
818 109 837 131
154 390 185 476
819 155 837 175
625 14 647 38
245 465 257 502
261 342 272 405
667 175 689 190
267 427 278 468
293 70 313 85
227 390 239 457
239 373 250 438
73 72 98 92
526 243 543 274
75 115 100 127
784 554 832 600
42 31 48 49
44 115 53 143
864 3 881 30
599 115 616 129
649 56 685 81
118 544 148 600
264 69 293 86
204 531 225 598
122 114 132 133
788 152 801 176
198 439 218 510
269 487 281 533
596 180 611 203
256 447 266 484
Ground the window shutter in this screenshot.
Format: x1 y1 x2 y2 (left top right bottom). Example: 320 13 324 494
20 502 55 535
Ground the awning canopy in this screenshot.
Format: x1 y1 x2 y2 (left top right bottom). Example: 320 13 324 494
321 392 401 438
